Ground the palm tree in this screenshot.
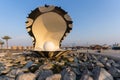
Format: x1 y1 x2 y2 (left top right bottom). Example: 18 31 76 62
0 40 4 49
2 36 11 49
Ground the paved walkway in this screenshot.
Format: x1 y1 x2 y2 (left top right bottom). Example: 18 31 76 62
77 49 120 58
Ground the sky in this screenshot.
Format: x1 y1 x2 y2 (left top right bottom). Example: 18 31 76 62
0 0 120 47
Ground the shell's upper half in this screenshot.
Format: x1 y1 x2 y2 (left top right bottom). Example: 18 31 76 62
26 5 73 51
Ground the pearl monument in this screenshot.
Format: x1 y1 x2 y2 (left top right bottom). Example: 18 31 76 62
26 5 73 58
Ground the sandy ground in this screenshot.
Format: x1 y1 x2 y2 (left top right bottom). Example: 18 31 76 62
0 52 22 57
0 49 120 59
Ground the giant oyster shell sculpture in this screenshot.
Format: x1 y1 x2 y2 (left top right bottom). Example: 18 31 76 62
26 5 73 58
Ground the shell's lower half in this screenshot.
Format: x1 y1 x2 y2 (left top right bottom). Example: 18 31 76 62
32 50 72 60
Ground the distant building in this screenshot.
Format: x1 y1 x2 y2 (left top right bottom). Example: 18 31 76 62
112 43 120 50
25 46 33 50
90 44 109 50
90 45 102 50
102 44 110 50
11 46 33 51
11 46 19 50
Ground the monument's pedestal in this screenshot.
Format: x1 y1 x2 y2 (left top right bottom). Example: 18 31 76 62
31 50 72 60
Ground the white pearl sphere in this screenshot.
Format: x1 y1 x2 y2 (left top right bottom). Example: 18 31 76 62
43 41 55 51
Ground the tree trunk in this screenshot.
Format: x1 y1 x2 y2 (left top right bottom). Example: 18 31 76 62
6 40 8 49
0 44 2 49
